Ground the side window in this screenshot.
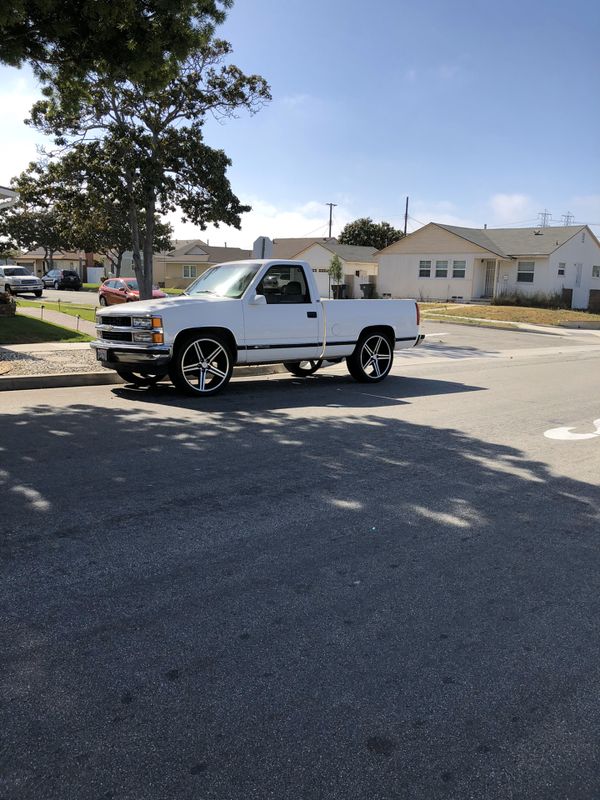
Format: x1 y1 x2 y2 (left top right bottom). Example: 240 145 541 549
256 265 310 304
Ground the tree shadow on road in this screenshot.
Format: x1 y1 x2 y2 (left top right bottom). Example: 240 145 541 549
1 390 599 800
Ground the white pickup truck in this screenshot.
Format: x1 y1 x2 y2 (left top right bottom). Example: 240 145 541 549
91 259 422 395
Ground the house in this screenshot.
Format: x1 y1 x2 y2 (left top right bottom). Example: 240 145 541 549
0 186 18 211
377 223 600 309
291 241 378 298
147 240 252 288
16 249 92 277
271 237 338 259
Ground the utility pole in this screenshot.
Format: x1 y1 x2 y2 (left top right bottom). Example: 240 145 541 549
403 196 409 236
561 212 575 225
538 209 552 227
325 202 337 239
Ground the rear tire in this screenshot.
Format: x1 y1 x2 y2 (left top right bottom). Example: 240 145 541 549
53 281 59 289
283 359 323 377
346 331 394 383
116 369 167 387
169 333 233 396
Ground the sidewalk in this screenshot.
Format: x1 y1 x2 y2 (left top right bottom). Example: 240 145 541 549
425 313 600 337
17 305 96 336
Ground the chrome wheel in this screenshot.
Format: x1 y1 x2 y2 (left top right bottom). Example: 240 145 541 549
174 336 232 395
347 331 394 383
360 335 392 378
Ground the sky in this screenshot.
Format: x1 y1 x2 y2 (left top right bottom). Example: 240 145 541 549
1 0 599 247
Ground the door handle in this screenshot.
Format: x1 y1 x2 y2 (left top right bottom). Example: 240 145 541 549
307 311 317 318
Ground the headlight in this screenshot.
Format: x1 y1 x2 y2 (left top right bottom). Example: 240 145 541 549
132 317 153 329
132 330 154 342
96 315 102 325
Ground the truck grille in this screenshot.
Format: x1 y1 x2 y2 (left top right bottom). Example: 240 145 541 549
104 316 131 327
101 330 132 342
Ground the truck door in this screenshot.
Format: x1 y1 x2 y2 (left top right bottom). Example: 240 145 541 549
242 263 321 362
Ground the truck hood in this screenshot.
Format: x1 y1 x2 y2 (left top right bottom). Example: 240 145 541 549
97 294 232 317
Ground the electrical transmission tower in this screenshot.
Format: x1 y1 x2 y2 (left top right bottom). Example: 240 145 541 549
561 212 575 225
538 209 552 227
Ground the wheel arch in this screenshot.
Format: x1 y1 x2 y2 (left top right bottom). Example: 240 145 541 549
355 324 396 352
173 326 239 363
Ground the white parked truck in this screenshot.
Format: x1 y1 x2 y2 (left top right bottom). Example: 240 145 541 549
0 266 43 297
91 259 422 395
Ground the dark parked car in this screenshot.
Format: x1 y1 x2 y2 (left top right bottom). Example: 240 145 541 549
98 277 167 306
42 269 82 290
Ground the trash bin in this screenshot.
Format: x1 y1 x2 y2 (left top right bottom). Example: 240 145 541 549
332 284 348 299
360 283 375 299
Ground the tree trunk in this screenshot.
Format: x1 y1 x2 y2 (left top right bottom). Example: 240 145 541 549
127 190 144 297
140 197 155 300
115 251 123 278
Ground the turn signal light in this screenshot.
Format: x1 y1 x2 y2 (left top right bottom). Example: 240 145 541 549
416 302 420 326
152 316 162 328
152 332 164 344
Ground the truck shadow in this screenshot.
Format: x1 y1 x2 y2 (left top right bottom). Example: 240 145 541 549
111 372 485 411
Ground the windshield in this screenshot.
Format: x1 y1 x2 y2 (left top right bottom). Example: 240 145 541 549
186 262 261 299
124 280 139 290
4 267 31 277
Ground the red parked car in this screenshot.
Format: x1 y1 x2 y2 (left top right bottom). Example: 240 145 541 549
98 278 167 306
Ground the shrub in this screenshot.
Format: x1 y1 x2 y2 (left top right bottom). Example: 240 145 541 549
492 291 569 309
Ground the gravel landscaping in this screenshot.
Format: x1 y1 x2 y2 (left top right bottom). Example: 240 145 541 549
0 347 100 376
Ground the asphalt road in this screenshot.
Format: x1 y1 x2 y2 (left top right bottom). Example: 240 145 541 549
2 323 600 799
29 287 100 305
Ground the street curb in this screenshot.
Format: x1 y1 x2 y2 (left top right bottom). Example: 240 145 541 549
0 363 286 392
0 371 125 392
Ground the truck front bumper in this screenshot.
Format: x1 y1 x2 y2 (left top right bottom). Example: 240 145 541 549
90 340 172 371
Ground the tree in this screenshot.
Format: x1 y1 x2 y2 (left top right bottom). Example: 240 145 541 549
338 217 404 251
0 166 72 269
0 1 230 91
328 254 343 285
28 37 270 297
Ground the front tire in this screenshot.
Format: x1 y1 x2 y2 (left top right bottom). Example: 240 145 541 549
346 331 394 383
34 290 42 297
169 333 233 396
116 369 167 387
283 359 323 377
4 285 12 295
99 296 107 306
53 281 59 289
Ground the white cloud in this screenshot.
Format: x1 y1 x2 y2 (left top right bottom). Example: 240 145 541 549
0 68 47 185
166 197 353 248
489 193 536 225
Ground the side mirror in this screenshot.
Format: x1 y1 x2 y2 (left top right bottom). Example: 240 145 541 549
250 293 267 306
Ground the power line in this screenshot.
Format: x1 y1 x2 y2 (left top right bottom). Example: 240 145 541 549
538 209 552 227
561 211 575 225
325 202 337 239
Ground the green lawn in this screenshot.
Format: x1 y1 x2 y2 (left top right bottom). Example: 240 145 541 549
0 316 92 345
422 303 600 327
17 299 97 323
163 288 184 295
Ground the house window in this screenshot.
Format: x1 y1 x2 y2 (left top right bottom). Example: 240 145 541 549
418 260 431 278
318 268 328 273
183 264 197 279
517 261 535 283
558 262 566 276
435 260 448 278
452 260 466 278
592 266 600 278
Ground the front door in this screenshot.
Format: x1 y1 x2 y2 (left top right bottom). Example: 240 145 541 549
242 264 321 362
483 261 496 298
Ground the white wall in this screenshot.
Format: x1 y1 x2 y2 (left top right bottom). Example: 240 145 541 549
549 229 600 308
377 252 477 301
296 243 377 298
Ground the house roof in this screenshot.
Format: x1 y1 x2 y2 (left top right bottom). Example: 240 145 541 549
295 241 378 263
158 239 251 262
19 249 87 260
272 237 338 259
436 223 588 257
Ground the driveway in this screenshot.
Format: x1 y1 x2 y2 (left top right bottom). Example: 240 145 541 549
1 323 600 799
